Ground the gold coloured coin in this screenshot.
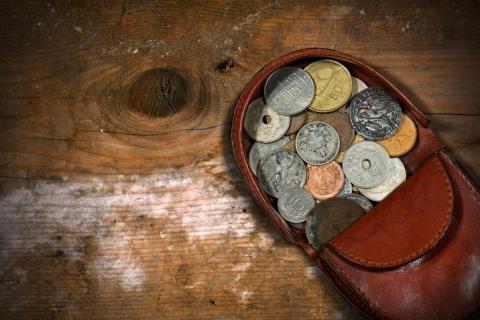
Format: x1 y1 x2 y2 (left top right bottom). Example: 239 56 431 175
377 114 417 157
335 134 364 163
304 60 353 113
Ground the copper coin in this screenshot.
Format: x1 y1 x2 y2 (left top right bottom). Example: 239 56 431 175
286 112 306 135
377 114 417 157
305 198 365 250
335 134 364 163
305 162 344 200
313 111 355 152
305 110 319 124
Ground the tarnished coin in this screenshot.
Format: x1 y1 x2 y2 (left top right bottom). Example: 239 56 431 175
313 111 355 152
358 158 406 202
248 137 290 176
343 141 390 188
336 176 353 197
277 187 315 223
286 112 306 135
304 110 319 124
305 198 365 250
244 98 290 142
349 87 402 140
340 193 373 212
282 139 296 152
352 77 368 96
335 134 364 163
264 67 314 115
377 114 417 157
305 59 353 113
257 150 306 198
305 162 344 200
295 122 340 165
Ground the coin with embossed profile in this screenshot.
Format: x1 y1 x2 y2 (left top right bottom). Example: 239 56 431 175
305 162 344 200
278 187 315 223
377 114 417 157
244 98 290 143
295 122 340 165
305 60 353 113
340 193 373 212
264 67 314 116
248 137 290 176
313 111 355 152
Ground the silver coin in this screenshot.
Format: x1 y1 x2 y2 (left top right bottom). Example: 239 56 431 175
248 137 290 176
352 77 368 96
340 193 373 212
336 176 353 197
277 187 315 223
305 209 318 248
264 67 315 116
358 157 406 202
342 141 390 188
257 150 306 198
349 87 402 140
295 122 340 165
244 98 290 143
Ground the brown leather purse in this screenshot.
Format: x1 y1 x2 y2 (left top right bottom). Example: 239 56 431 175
231 48 480 320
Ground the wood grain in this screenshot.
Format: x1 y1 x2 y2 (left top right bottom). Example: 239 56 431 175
0 1 479 319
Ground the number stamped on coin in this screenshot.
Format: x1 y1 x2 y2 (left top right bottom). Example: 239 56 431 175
296 122 340 165
278 187 315 223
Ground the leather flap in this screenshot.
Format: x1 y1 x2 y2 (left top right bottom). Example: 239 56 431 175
329 155 454 268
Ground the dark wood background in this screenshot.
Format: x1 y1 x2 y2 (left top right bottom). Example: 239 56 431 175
0 1 479 319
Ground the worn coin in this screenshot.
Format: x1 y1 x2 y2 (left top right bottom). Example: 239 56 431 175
257 149 306 198
352 77 368 96
335 134 364 163
305 162 344 200
295 122 340 165
286 111 306 135
244 98 290 142
358 157 406 202
349 87 402 140
282 139 296 152
377 114 417 157
313 111 355 152
340 193 373 212
336 176 353 197
342 141 390 188
305 198 365 250
264 67 315 116
277 187 315 223
305 59 353 113
248 137 290 176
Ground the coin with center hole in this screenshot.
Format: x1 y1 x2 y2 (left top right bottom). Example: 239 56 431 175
264 67 315 116
277 187 315 223
295 122 340 165
342 141 390 188
244 98 290 142
305 162 344 200
377 114 417 157
248 136 290 176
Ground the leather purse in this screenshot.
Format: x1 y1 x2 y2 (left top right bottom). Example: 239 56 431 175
231 48 480 320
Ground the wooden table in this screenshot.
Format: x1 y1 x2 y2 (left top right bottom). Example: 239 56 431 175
1 1 479 319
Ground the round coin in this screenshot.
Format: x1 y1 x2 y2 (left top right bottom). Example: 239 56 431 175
244 98 290 142
340 193 373 212
342 141 390 188
248 136 290 176
295 122 340 165
305 59 353 113
305 198 365 250
314 111 355 152
348 87 402 140
377 114 417 157
264 67 314 115
358 157 406 202
352 77 368 96
336 176 353 197
335 134 364 163
305 162 344 200
286 111 306 135
257 150 306 198
277 187 315 223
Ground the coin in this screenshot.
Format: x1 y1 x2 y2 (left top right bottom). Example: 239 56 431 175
295 122 340 165
257 149 306 198
342 141 390 188
244 98 290 142
358 157 406 202
340 193 373 212
313 111 355 152
335 134 364 163
277 187 315 223
305 162 344 200
377 114 417 157
305 198 365 250
248 136 290 176
336 176 353 197
349 87 402 140
282 139 296 152
286 112 306 135
304 59 353 113
352 77 368 96
264 67 315 115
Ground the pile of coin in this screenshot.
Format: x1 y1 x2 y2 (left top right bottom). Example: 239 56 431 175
244 59 418 250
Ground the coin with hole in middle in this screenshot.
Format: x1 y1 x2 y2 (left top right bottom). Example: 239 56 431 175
305 162 344 200
377 114 417 157
244 98 290 143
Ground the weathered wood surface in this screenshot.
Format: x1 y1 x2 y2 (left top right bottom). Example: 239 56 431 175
0 1 479 319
